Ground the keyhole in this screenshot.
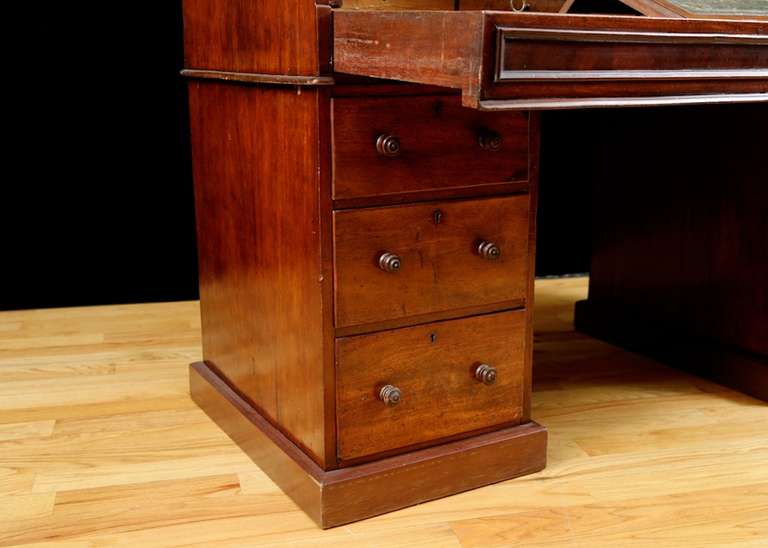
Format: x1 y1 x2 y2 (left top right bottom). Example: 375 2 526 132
429 332 438 343
433 210 443 225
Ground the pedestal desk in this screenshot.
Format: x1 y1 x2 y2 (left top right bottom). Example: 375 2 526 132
182 0 767 528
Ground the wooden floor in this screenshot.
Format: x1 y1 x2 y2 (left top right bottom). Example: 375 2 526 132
1 277 767 547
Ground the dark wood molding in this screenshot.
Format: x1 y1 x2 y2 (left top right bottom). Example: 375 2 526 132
190 361 548 529
478 93 768 110
496 27 768 83
182 69 335 86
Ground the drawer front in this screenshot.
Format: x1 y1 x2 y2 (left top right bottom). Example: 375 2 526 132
334 195 530 329
336 310 527 462
332 96 529 202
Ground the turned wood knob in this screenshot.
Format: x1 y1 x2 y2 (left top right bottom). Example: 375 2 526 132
478 130 503 152
376 134 401 157
477 241 501 261
475 364 497 385
379 385 402 406
378 252 402 273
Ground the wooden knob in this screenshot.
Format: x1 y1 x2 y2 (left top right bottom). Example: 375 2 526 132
475 364 497 385
478 130 503 152
376 134 401 157
477 241 501 261
379 385 402 406
378 252 402 273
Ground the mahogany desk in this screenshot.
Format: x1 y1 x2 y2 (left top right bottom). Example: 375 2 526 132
182 0 767 528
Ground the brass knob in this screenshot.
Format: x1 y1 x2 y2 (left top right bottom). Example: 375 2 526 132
477 241 501 261
378 252 402 273
478 130 503 152
376 134 401 157
379 385 402 406
475 364 497 385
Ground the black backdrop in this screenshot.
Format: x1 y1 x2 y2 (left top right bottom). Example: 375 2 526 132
0 3 589 311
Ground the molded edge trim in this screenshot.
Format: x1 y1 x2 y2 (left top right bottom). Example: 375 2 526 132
182 69 335 86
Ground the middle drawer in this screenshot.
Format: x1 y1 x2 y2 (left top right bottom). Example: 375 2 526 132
333 195 531 330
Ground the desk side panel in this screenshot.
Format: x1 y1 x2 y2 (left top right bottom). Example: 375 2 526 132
188 82 333 467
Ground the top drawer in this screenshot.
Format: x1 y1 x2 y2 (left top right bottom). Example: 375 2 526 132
333 95 529 203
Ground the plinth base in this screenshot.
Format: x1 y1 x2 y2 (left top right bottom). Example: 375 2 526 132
190 361 548 528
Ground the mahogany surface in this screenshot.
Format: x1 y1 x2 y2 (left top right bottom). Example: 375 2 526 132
333 95 529 202
336 310 527 462
183 0 323 75
333 195 531 328
188 81 335 467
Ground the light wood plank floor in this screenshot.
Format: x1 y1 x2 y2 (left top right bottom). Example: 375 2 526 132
1 278 766 547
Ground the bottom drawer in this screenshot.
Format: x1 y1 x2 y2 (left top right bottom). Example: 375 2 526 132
336 310 527 462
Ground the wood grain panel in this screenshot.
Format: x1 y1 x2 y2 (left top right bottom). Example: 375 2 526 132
183 0 321 74
333 196 530 329
336 311 527 461
188 82 333 466
332 96 529 202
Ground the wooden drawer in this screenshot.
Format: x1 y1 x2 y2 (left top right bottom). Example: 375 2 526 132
334 11 768 110
332 95 529 204
336 310 527 462
333 195 530 330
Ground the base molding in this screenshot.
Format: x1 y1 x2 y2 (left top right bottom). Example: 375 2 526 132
575 300 768 402
190 361 547 528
